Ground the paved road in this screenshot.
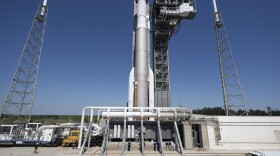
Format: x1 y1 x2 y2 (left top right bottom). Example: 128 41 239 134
0 146 77 156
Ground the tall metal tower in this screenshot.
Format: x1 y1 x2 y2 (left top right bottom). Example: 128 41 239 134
0 0 48 123
212 0 248 116
152 0 196 107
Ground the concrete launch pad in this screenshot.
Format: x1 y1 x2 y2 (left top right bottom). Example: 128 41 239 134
0 146 248 156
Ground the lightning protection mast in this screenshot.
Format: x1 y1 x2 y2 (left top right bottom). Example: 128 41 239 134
212 0 248 116
0 0 48 123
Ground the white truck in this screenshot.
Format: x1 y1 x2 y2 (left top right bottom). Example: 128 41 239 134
0 124 22 143
36 123 102 146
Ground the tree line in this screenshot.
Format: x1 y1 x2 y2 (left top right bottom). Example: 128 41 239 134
192 107 280 116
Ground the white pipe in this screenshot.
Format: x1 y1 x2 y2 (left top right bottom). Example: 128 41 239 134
101 111 182 118
82 106 191 123
128 68 135 108
212 0 220 22
87 109 93 148
114 125 117 138
212 0 218 13
149 67 155 120
128 125 131 138
83 106 189 112
78 108 85 149
117 125 121 138
131 125 134 138
149 67 154 109
40 0 47 17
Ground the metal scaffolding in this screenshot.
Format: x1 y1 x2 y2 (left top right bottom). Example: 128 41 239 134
152 0 196 107
0 3 48 123
214 11 248 116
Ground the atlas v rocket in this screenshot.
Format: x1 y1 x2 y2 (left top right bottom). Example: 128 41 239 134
128 0 154 109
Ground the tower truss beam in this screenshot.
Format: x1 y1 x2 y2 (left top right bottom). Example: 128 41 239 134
152 0 196 107
0 1 48 123
213 0 248 116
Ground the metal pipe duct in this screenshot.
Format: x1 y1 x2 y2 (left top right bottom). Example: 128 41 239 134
78 106 191 149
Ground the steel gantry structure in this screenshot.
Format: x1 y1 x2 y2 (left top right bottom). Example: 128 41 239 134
212 0 248 116
152 0 196 107
0 0 48 123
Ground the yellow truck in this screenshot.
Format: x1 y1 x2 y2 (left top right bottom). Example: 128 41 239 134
61 129 85 148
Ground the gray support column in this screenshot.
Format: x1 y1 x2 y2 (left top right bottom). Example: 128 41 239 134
141 121 145 155
174 121 184 155
79 123 93 156
183 122 193 150
121 109 127 155
200 123 209 150
100 120 110 156
156 109 165 155
87 109 94 148
157 121 165 155
78 108 85 149
121 121 127 155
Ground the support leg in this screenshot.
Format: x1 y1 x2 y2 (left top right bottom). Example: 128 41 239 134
157 120 165 155
174 121 184 155
141 121 145 155
121 121 127 156
100 120 110 156
87 109 94 148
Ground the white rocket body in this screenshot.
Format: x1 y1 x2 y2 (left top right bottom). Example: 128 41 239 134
128 0 154 120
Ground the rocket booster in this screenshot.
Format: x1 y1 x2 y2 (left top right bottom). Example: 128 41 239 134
135 0 149 108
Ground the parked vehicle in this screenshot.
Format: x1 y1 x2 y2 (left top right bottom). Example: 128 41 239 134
0 124 23 143
24 123 42 140
245 150 280 156
36 125 64 146
61 129 84 147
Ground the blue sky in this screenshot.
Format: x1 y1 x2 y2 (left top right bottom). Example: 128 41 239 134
0 0 279 115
